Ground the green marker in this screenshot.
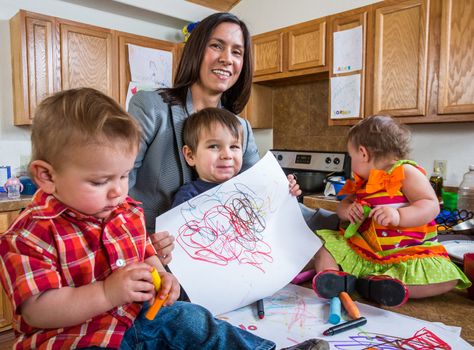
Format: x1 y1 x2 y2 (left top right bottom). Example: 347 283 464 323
344 205 371 238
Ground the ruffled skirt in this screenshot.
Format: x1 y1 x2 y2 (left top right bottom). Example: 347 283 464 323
316 229 471 289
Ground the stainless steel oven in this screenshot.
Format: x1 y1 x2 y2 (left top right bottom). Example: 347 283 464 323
270 149 351 201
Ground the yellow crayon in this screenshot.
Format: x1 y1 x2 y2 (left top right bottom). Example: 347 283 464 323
145 267 168 320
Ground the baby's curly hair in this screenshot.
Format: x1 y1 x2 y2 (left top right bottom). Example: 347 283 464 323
348 115 411 161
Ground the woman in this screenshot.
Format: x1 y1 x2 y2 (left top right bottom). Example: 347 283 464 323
128 13 259 265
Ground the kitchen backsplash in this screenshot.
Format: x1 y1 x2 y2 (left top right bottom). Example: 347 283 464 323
273 79 350 152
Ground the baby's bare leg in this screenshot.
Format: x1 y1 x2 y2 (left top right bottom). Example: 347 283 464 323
314 247 339 272
407 280 457 298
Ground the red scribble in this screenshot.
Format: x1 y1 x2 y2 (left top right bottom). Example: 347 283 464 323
177 189 273 271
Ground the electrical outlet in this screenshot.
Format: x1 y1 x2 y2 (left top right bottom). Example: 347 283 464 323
434 160 447 180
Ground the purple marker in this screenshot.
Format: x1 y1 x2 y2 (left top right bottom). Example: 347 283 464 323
291 269 316 285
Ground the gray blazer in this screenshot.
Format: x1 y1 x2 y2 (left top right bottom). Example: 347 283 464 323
128 89 260 232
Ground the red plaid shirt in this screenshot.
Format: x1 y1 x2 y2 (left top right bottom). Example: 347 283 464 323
0 190 156 349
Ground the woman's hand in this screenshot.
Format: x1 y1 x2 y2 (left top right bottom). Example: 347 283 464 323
287 174 302 197
151 231 175 265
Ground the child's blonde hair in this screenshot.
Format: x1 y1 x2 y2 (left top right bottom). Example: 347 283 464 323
348 115 411 161
31 88 141 170
183 107 242 152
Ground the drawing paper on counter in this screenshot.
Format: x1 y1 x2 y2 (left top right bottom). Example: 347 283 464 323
330 74 361 119
333 25 363 74
155 152 322 315
219 284 471 349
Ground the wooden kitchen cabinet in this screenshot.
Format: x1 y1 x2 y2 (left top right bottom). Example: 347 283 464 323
371 0 429 118
10 10 177 125
59 21 117 100
0 210 20 332
328 7 369 126
241 84 273 129
437 0 474 116
252 19 327 83
117 32 176 108
10 11 56 125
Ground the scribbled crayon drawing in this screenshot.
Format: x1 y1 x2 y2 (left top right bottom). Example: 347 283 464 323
176 183 280 271
330 327 451 350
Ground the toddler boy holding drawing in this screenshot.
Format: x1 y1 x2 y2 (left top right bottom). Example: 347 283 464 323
173 107 301 207
0 88 313 349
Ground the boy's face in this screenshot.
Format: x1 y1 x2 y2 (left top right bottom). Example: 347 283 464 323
50 143 137 219
184 122 243 183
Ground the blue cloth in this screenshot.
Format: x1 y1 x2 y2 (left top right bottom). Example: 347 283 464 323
82 302 275 350
172 179 218 208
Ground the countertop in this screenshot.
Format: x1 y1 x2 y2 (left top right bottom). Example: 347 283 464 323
303 193 339 212
0 193 32 212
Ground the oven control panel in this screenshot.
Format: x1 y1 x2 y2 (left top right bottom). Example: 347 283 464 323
270 149 348 173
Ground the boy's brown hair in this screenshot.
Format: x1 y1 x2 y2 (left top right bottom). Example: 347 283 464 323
183 107 242 152
348 115 411 161
31 87 141 170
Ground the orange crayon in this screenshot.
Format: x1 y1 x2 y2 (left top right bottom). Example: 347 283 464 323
339 292 360 319
145 267 169 320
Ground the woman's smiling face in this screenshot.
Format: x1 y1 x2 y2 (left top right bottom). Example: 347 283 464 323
196 22 244 97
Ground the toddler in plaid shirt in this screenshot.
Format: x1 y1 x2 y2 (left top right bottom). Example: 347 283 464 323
0 88 284 350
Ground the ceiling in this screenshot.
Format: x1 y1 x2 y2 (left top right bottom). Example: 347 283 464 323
185 0 241 12
111 0 220 22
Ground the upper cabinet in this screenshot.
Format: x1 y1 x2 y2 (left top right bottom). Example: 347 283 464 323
59 21 117 100
10 10 177 125
371 0 429 118
10 11 56 125
437 0 474 115
252 18 327 82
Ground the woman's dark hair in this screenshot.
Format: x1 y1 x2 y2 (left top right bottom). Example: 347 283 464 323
160 12 253 114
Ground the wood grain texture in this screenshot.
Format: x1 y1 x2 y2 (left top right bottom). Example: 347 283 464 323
185 0 240 11
252 32 283 76
437 0 474 114
373 0 429 117
288 20 326 71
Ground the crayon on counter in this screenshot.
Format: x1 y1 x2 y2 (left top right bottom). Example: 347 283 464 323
328 297 341 325
145 267 169 320
339 292 360 319
323 317 367 336
291 269 316 285
344 205 371 238
257 299 265 319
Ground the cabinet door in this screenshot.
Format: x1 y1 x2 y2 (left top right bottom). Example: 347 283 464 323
328 9 368 126
437 0 474 114
243 84 273 129
252 32 283 76
288 20 326 71
10 11 56 125
60 23 117 100
372 0 429 117
117 33 176 109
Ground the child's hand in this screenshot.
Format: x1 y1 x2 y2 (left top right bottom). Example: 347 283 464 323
287 174 302 197
369 205 400 227
156 270 181 306
103 262 155 308
150 231 175 265
346 201 366 224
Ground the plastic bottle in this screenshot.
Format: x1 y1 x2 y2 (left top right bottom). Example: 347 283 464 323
457 165 474 213
429 167 443 202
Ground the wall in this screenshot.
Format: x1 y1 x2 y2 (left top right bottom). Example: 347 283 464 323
233 0 474 187
0 0 182 175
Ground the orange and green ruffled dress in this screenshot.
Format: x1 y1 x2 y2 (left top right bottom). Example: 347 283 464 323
316 160 471 288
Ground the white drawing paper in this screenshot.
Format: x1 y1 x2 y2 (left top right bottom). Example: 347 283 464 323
219 284 472 349
333 26 363 74
156 152 322 315
125 81 160 111
128 44 172 88
330 74 361 119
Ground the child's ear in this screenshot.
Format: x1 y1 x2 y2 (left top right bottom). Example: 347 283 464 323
359 146 370 162
29 160 56 194
182 145 196 167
